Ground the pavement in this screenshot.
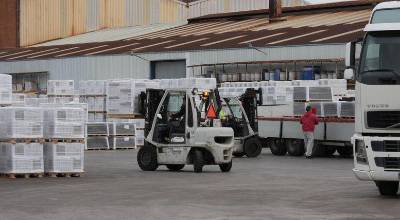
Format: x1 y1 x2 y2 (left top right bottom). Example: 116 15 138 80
0 149 399 220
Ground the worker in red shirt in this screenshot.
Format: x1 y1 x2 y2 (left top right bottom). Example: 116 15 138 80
300 106 319 159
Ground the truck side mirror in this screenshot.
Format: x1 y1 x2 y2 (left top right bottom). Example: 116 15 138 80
345 42 356 67
344 69 354 80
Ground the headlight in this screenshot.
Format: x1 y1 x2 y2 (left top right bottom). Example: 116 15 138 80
355 140 368 164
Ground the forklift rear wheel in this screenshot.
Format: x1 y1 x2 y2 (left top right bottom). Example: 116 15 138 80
337 145 353 157
270 139 287 156
193 149 204 173
137 145 158 171
287 139 305 156
166 164 185 171
232 152 246 158
375 181 399 196
219 160 232 172
244 137 262 158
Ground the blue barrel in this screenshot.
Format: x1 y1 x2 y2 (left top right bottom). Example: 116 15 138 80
273 69 281 81
302 66 314 80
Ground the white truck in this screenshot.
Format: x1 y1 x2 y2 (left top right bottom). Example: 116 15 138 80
347 1 400 196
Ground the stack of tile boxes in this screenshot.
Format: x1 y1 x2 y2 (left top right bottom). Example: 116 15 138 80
0 74 12 106
43 80 85 176
80 80 109 150
47 80 78 104
0 107 44 177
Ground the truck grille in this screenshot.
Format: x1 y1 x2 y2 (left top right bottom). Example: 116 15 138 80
367 111 400 128
371 141 400 152
375 157 400 169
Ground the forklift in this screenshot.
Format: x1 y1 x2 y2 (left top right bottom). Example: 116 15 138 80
137 88 234 173
218 88 263 158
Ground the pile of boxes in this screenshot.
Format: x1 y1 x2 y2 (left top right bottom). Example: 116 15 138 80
79 80 107 122
0 74 12 105
0 107 44 176
42 106 86 174
47 80 79 103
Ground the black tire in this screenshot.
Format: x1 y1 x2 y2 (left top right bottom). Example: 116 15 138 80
137 145 158 171
269 139 287 156
219 160 232 172
244 137 262 158
337 145 353 157
233 152 246 158
323 145 336 157
166 164 185 171
311 142 325 157
287 139 305 156
193 149 204 173
375 181 399 196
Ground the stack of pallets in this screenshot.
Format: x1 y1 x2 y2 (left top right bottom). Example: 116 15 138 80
0 107 44 178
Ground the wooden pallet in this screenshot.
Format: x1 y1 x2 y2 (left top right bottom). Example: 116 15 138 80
45 172 83 178
88 111 107 114
86 148 110 151
0 138 45 144
114 147 136 150
1 173 44 179
45 139 85 144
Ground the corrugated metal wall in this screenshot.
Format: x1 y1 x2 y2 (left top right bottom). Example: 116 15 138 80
188 0 305 18
19 0 188 47
0 44 346 84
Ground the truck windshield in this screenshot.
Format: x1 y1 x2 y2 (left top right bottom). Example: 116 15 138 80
358 32 400 85
372 9 400 23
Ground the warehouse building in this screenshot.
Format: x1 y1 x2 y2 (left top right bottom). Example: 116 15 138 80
0 0 381 94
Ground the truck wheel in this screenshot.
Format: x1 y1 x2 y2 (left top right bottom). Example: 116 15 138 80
323 146 336 157
270 139 287 156
166 164 185 171
244 137 262 158
287 139 305 156
219 160 232 172
193 149 204 173
337 146 353 157
375 181 399 196
311 142 324 157
233 152 246 158
137 145 158 171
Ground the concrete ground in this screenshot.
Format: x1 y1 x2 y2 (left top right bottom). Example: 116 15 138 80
0 149 399 220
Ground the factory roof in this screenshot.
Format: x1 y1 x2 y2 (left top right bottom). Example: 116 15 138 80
0 0 381 62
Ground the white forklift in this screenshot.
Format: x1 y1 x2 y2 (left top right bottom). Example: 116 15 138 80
218 88 263 158
137 88 234 173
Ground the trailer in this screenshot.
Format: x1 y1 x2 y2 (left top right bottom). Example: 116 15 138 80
258 114 354 157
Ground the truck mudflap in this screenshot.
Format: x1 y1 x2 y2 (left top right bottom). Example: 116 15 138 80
352 134 400 182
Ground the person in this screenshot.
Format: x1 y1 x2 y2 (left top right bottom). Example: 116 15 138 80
300 105 319 159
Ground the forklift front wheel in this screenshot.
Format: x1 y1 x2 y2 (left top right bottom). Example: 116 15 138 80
193 149 204 173
219 160 232 172
244 137 262 158
137 145 158 171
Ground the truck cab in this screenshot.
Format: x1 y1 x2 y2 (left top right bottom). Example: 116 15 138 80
347 1 400 196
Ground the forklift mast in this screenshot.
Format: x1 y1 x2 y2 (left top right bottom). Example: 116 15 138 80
143 89 165 137
239 88 260 132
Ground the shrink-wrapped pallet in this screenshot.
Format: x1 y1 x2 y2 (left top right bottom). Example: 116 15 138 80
79 80 106 95
44 142 84 173
0 74 12 105
135 129 145 146
110 122 135 136
47 80 74 96
323 102 339 117
43 107 85 139
86 137 110 150
86 122 109 136
106 80 135 114
339 102 355 117
308 87 332 101
0 107 43 139
112 136 136 149
0 143 44 174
